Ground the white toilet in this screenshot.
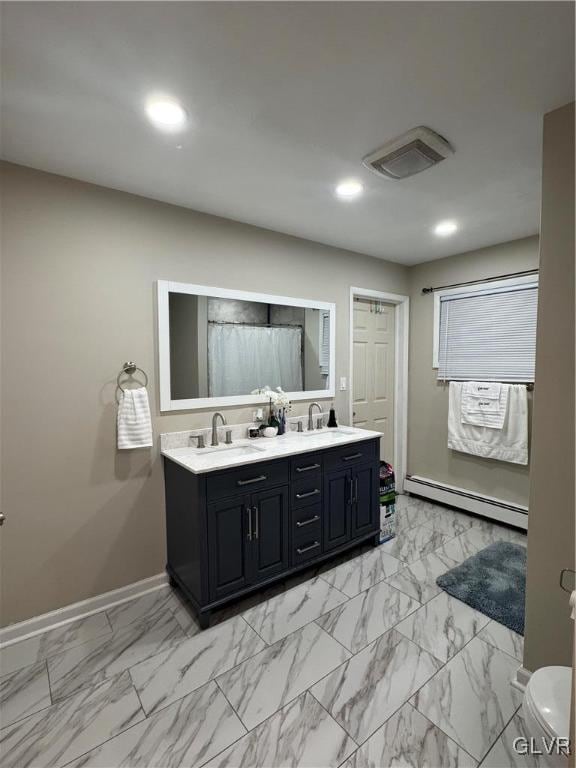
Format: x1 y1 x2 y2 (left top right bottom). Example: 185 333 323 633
522 666 571 767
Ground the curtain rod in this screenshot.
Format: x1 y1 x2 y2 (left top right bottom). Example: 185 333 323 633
421 268 539 295
441 380 535 391
208 320 303 328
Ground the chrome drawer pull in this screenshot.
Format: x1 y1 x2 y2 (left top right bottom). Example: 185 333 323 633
246 506 252 541
296 541 320 555
295 463 320 473
342 452 363 462
237 474 267 486
296 514 320 528
295 489 320 500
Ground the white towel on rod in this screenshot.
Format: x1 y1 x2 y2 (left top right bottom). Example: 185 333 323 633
461 381 509 429
117 387 153 449
464 382 502 400
448 382 528 464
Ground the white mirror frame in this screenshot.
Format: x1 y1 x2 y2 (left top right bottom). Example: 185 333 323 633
157 280 336 411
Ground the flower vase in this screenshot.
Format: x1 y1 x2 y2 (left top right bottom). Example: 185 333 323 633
268 401 280 432
277 408 285 435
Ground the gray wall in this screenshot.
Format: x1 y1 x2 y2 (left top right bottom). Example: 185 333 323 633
0 162 409 626
523 103 575 671
207 298 268 324
407 236 540 507
169 293 200 400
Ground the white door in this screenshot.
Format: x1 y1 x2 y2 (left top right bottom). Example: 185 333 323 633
353 297 395 462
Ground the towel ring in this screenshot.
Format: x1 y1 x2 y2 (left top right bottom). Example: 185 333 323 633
560 569 575 594
117 361 148 392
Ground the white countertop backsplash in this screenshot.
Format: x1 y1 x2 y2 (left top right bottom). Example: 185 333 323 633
160 413 328 452
160 420 382 474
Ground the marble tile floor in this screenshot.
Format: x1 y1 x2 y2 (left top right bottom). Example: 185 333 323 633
0 496 530 768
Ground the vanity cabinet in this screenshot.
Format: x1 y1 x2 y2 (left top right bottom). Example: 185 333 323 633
207 486 289 600
323 469 352 551
164 437 380 628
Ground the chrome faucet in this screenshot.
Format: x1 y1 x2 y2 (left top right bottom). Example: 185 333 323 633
307 402 323 431
211 412 227 446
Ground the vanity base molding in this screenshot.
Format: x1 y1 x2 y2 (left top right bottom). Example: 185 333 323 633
163 437 380 629
166 530 379 628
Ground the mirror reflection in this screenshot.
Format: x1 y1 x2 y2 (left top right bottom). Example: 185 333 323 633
168 293 331 400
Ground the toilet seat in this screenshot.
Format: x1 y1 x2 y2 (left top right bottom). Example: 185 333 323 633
524 666 571 740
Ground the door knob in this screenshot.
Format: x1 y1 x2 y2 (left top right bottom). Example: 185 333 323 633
0 512 5 526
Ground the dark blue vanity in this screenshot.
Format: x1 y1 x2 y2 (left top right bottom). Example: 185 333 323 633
163 436 381 628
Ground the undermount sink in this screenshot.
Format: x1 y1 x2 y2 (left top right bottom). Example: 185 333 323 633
201 444 266 458
299 428 355 439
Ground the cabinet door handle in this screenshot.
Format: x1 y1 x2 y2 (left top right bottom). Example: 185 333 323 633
295 489 320 499
348 478 353 506
253 506 259 540
237 475 267 486
353 477 359 504
296 514 320 528
295 463 320 473
246 506 253 541
296 541 320 555
342 452 363 462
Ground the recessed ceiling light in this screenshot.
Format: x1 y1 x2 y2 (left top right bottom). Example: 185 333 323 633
335 179 364 200
145 97 187 131
434 220 458 237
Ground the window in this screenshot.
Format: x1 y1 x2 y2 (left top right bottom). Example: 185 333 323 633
433 275 539 382
319 309 331 375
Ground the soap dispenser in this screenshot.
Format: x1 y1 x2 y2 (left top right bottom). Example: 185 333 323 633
327 404 338 428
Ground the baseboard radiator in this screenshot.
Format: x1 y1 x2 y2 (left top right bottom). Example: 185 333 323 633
403 475 528 530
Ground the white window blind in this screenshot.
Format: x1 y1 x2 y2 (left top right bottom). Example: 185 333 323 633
437 281 538 382
319 310 330 375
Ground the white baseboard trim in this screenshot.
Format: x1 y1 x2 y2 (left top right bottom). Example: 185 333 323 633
511 665 532 694
403 475 528 530
0 572 169 648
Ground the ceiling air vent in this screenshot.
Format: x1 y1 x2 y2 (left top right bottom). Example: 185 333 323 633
362 126 454 180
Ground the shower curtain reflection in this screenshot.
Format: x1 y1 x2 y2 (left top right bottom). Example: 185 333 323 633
208 324 303 397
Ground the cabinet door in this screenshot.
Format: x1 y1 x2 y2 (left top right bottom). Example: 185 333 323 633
323 469 352 551
250 485 289 584
207 495 252 600
351 463 380 539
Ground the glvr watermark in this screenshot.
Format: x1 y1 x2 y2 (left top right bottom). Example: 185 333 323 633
514 737 571 757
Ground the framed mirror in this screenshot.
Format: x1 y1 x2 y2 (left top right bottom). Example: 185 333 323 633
157 281 336 411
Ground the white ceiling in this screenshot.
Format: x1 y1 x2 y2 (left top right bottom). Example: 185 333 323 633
1 2 574 264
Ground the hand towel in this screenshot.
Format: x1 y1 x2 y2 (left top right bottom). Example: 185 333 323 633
461 381 509 429
448 382 528 464
117 387 153 449
465 382 502 400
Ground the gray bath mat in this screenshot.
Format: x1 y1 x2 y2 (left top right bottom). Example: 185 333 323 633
436 541 526 635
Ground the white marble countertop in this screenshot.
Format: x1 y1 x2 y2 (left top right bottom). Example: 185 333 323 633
161 426 382 474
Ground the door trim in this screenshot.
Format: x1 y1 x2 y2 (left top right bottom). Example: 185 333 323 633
349 287 409 493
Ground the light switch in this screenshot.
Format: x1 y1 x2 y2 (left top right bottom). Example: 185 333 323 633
339 377 347 391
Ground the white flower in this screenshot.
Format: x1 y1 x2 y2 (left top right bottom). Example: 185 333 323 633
272 387 291 407
253 386 290 408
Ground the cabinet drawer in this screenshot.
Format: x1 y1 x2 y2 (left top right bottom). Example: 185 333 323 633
206 460 289 502
324 440 378 472
291 503 322 532
291 476 322 509
290 453 323 478
291 531 322 566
